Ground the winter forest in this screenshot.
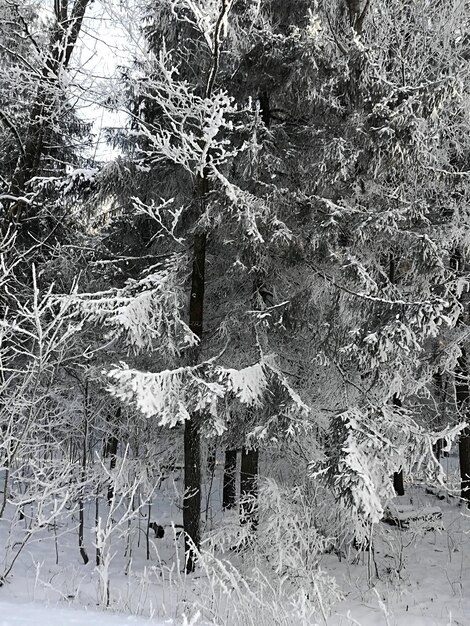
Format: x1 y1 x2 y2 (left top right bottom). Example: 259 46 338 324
1 0 470 624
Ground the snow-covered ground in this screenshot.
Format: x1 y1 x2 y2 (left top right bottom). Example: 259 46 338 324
1 458 469 625
0 601 165 626
326 483 470 625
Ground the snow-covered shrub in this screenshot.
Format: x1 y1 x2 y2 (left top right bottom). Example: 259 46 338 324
313 405 465 543
193 547 328 626
203 476 342 621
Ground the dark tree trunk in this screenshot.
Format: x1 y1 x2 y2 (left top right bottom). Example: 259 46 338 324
184 413 202 572
343 0 370 106
234 90 272 526
392 395 405 496
95 489 101 566
106 434 118 505
222 449 237 510
184 194 207 572
393 470 404 497
103 408 120 506
433 371 446 461
456 350 470 506
388 255 405 496
207 442 217 476
238 279 266 522
240 447 259 530
346 0 370 34
182 0 235 571
451 249 470 506
259 90 271 127
237 276 269 525
459 429 470 506
79 385 89 565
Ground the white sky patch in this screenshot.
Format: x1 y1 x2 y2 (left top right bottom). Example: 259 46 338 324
66 1 144 161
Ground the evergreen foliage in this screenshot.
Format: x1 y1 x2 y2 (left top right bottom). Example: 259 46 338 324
1 0 470 618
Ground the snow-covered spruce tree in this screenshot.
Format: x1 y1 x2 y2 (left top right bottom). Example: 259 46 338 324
164 0 470 534
297 0 470 525
75 0 470 578
195 0 470 534
76 0 321 572
0 0 95 348
0 0 93 240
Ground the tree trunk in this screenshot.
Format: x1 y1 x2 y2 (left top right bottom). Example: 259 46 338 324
451 249 470 506
392 395 405 496
95 488 101 566
106 434 118 506
184 413 202 572
238 278 266 523
433 371 446 461
234 91 272 526
459 428 470 506
79 386 89 565
346 0 370 34
103 408 120 506
207 441 217 476
182 0 232 572
388 253 405 496
240 447 259 530
456 350 470 506
222 449 237 510
393 470 404 497
184 223 207 573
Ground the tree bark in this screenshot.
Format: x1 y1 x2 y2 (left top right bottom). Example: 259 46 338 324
346 0 370 35
459 428 470 507
393 469 404 497
240 447 259 530
222 449 237 510
79 383 89 565
433 371 446 461
234 91 272 526
183 212 207 573
184 414 201 571
103 407 120 506
207 442 217 476
388 255 405 496
456 350 470 506
343 0 370 107
451 249 470 506
95 487 101 566
182 0 233 572
392 395 405 496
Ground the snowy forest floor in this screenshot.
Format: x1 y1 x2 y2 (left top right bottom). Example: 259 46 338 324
0 601 166 626
0 461 469 625
326 484 470 625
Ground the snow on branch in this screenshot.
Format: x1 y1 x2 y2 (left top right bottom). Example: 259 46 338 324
135 46 246 176
68 253 196 355
170 0 234 52
108 363 213 428
132 196 185 245
107 355 309 436
345 297 456 371
216 361 269 407
313 405 465 535
211 166 293 246
107 359 268 433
